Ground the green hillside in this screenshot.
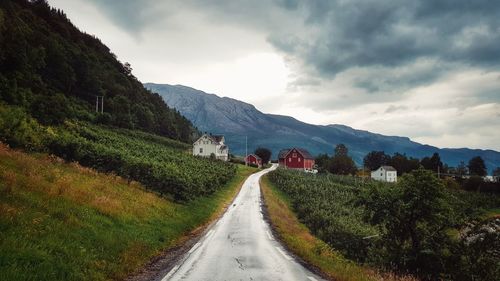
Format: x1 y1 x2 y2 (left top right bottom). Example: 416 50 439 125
0 104 236 201
0 143 256 281
0 0 194 142
0 0 238 201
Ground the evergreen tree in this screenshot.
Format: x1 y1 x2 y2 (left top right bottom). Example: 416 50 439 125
330 144 357 175
254 147 272 164
468 156 487 176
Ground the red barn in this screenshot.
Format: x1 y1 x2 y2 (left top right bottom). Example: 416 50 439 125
278 148 315 170
245 154 262 168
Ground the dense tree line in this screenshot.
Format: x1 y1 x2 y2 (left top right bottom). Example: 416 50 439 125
314 145 498 192
362 150 491 178
0 0 195 142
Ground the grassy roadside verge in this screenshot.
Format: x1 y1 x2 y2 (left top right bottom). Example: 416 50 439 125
260 175 413 281
0 143 256 281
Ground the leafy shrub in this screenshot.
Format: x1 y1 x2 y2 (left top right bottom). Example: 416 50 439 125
268 168 500 280
0 104 47 151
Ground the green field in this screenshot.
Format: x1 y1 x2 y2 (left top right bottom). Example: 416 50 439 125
260 176 412 281
0 144 256 280
268 168 500 280
1 104 236 201
268 169 378 261
49 122 236 201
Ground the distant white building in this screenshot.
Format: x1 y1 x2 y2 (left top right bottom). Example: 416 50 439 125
371 166 398 182
193 134 229 161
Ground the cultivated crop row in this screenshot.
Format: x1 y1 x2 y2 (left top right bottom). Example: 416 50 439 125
49 123 236 201
268 169 378 261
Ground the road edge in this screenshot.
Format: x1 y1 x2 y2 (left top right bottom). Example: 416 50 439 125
125 165 258 281
260 174 385 281
259 175 335 281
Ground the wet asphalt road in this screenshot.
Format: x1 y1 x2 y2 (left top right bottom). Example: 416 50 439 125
162 165 324 281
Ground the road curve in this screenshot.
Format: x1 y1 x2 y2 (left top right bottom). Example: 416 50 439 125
162 165 324 281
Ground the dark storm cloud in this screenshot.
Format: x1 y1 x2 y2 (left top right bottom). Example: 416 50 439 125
85 0 500 72
272 0 500 78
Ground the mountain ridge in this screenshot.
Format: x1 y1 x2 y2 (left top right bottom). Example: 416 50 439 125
144 82 500 172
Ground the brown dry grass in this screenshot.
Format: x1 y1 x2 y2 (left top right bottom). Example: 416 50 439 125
0 142 171 220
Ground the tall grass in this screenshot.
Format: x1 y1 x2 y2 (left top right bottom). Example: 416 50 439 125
0 143 256 281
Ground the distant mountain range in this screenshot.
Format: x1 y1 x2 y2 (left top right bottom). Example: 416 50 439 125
145 83 500 173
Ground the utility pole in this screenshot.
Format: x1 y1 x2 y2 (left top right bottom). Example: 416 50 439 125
245 135 248 166
96 96 104 113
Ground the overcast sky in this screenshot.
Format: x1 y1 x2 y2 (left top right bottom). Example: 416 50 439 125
49 0 500 151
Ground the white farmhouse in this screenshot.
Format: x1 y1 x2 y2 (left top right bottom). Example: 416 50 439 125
193 134 229 161
371 166 398 182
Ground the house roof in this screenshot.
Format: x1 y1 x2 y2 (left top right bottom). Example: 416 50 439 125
208 135 224 143
379 165 397 172
195 134 224 144
278 149 291 159
278 148 314 160
246 154 262 160
296 148 314 159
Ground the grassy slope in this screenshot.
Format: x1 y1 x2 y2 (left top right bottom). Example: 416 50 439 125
0 143 256 281
260 175 415 281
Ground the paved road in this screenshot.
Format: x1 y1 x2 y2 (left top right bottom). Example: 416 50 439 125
162 165 324 281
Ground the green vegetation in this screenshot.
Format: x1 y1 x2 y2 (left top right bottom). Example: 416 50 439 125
254 147 272 164
0 144 256 281
49 123 236 201
261 176 417 281
0 0 194 141
361 150 499 193
315 144 357 175
268 169 377 262
0 104 235 201
468 156 487 176
268 168 500 280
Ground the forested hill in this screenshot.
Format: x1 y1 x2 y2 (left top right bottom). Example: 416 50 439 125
0 0 194 142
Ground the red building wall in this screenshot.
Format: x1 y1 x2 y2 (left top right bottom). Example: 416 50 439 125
284 149 305 169
279 148 315 170
304 159 314 170
246 154 262 167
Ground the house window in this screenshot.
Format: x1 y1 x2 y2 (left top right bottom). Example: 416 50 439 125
289 158 291 162
380 172 383 176
292 153 297 158
298 158 301 162
199 148 203 153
